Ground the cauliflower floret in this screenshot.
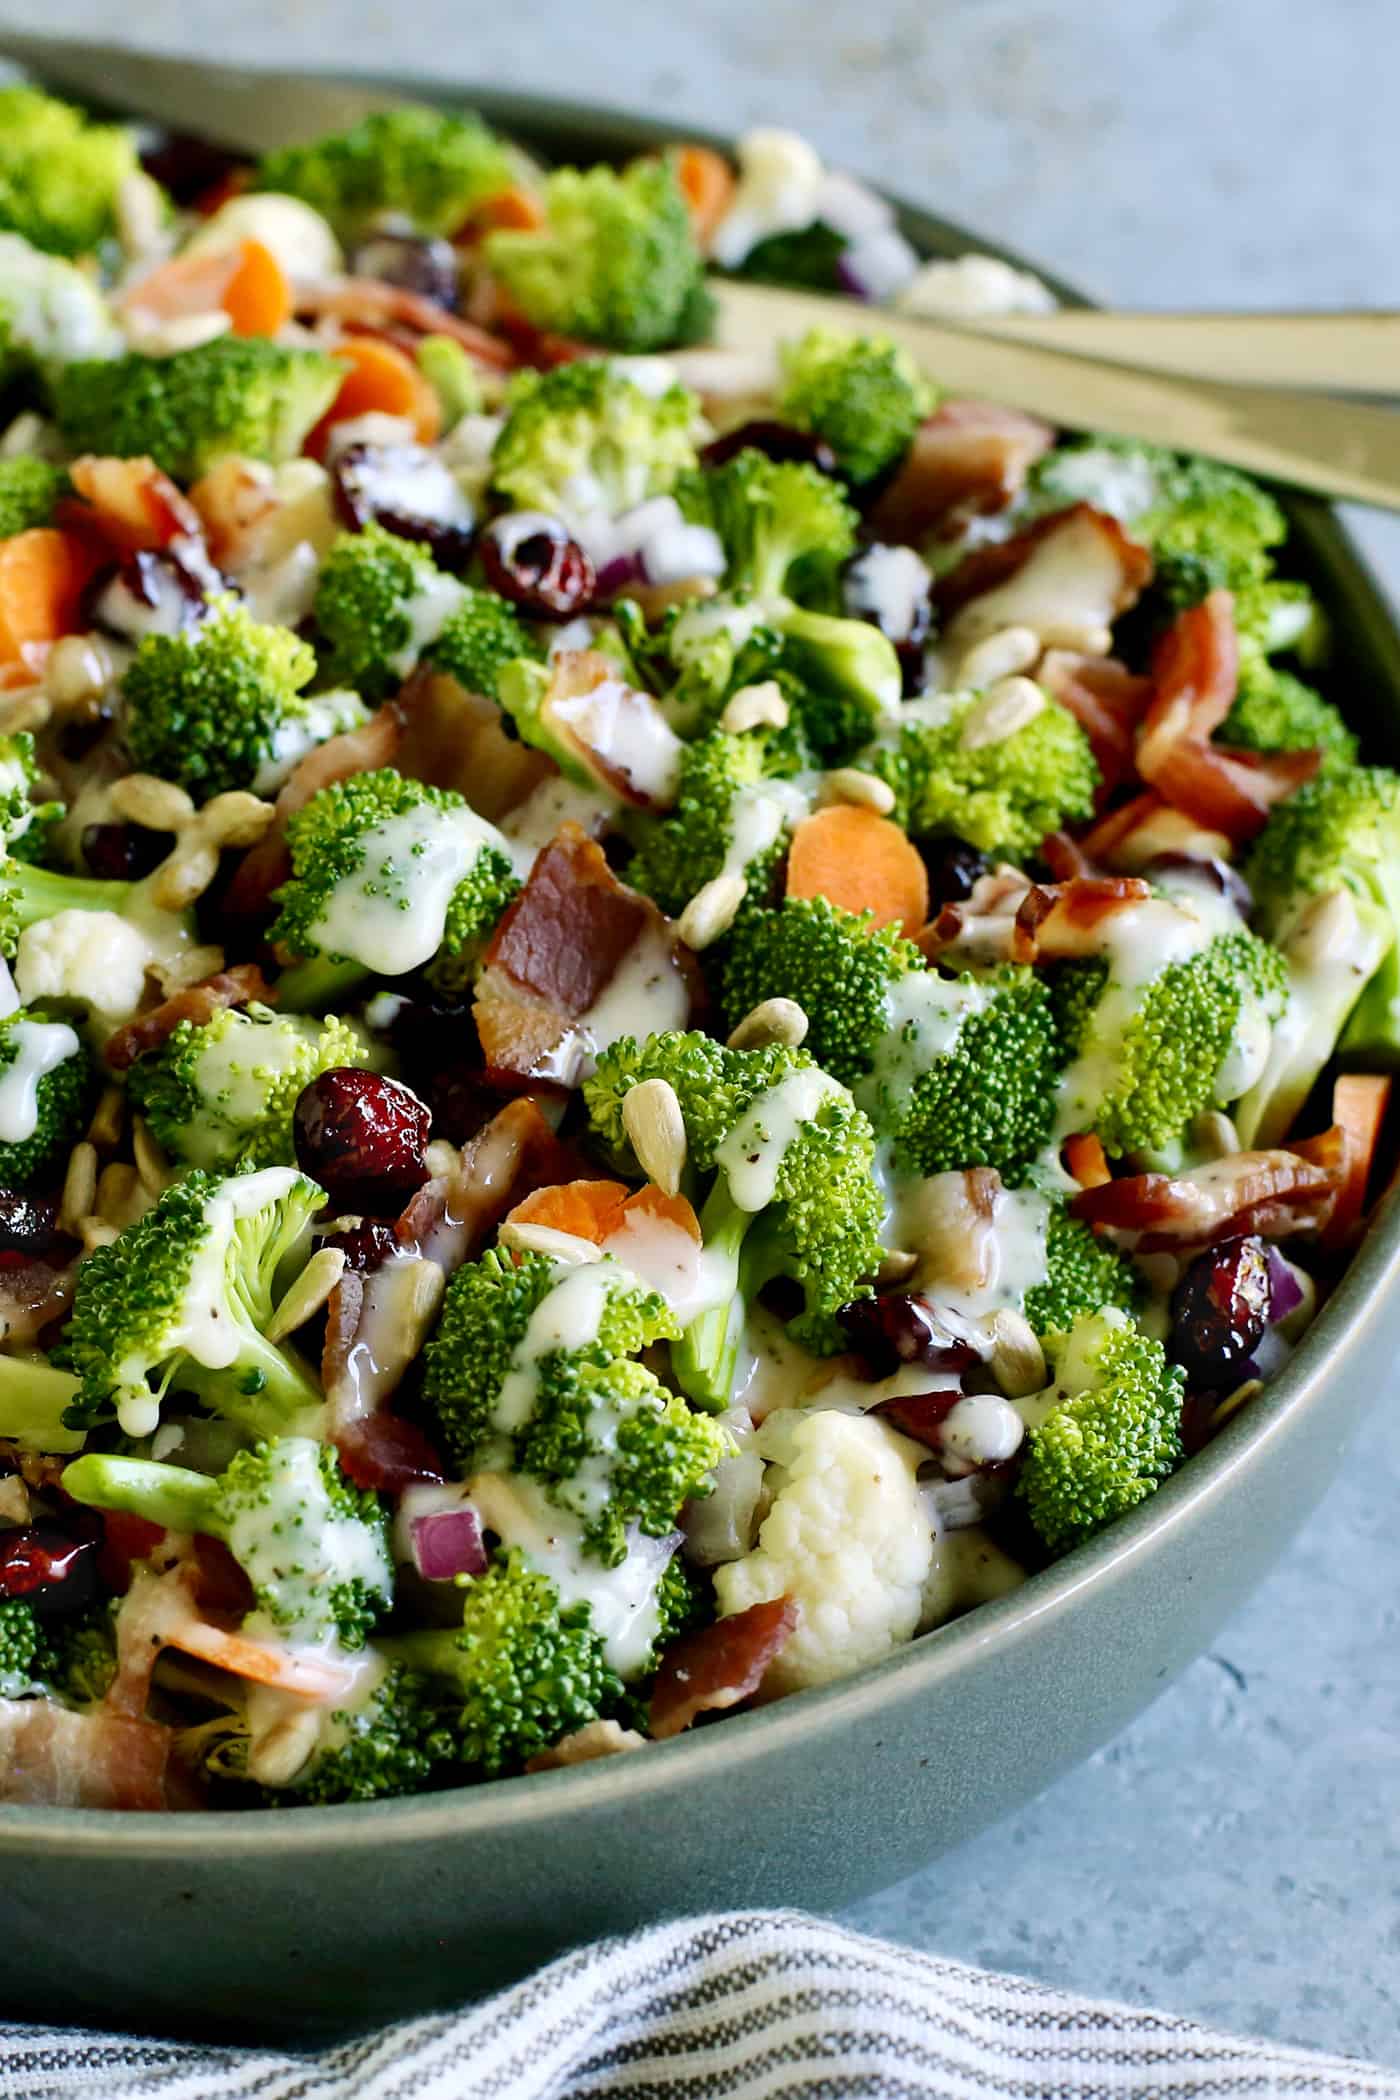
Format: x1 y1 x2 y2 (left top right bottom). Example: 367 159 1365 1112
15 909 151 1021
708 128 825 272
713 1407 933 1694
896 252 1057 322
184 193 344 282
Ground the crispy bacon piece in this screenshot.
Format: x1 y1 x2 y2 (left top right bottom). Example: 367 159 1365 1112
866 399 1054 544
0 1698 180 1810
474 822 695 1079
648 1596 799 1740
63 455 203 554
295 278 515 365
1136 593 1322 842
0 1250 79 1348
1009 876 1152 963
1079 791 1233 874
223 703 402 919
1039 830 1094 881
103 963 273 1071
917 864 1031 968
1039 649 1154 793
336 1414 448 1495
1070 1134 1347 1252
935 504 1153 647
394 667 553 821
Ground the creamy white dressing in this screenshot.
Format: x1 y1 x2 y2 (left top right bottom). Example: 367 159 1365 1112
389 569 468 677
253 691 369 797
602 1208 729 1326
493 1260 627 1435
307 803 511 975
858 971 988 1130
715 1066 847 1213
353 449 473 531
226 1437 392 1647
501 775 616 856
538 924 690 1085
888 1173 1051 1326
717 779 810 888
670 595 769 667
178 1009 322 1168
0 1017 79 1142
844 543 931 640
239 540 323 629
545 672 684 806
919 1523 1026 1632
731 1304 826 1423
1036 444 1161 525
946 508 1128 647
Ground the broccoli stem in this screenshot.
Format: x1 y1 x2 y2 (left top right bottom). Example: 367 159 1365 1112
671 1181 753 1411
184 1333 325 1439
12 862 134 934
62 1453 222 1536
273 956 371 1015
0 1354 85 1453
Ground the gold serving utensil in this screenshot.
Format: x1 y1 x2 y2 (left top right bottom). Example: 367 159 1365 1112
4 32 1400 508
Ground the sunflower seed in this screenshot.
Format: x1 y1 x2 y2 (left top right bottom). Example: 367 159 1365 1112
621 1077 688 1196
727 997 809 1051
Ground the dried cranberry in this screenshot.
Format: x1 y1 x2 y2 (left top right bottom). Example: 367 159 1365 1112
701 420 839 474
293 1069 432 1212
1168 1235 1271 1389
0 1193 65 1262
81 821 172 882
57 705 115 764
837 1294 978 1379
336 1414 447 1494
349 228 461 311
1180 1389 1220 1457
919 836 989 907
84 547 219 643
0 1522 98 1614
480 514 595 619
320 1219 401 1273
331 443 475 571
139 131 247 207
871 1389 964 1449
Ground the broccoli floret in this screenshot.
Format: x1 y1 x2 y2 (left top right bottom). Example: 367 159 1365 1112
0 848 192 967
1222 662 1356 770
0 233 122 390
0 1006 92 1187
0 458 65 539
64 1437 390 1650
416 334 482 433
121 596 319 803
627 726 808 920
311 523 458 698
675 449 857 606
586 1032 886 1403
859 965 1064 1185
490 358 700 519
56 1165 325 1440
859 687 1099 859
423 1248 727 1565
730 221 848 292
722 897 924 1090
777 328 933 486
0 1352 85 1453
430 586 540 702
49 338 342 482
484 160 706 354
1019 1308 1185 1552
0 88 148 259
270 768 521 1010
1023 1207 1144 1340
0 730 59 855
0 1598 49 1696
285 1661 436 1803
773 606 904 761
1032 437 1285 573
0 1598 119 1706
255 106 515 243
128 1002 373 1171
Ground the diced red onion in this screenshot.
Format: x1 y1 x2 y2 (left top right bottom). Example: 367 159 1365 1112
409 1505 487 1582
1265 1243 1305 1322
836 251 876 303
594 551 645 598
839 226 921 304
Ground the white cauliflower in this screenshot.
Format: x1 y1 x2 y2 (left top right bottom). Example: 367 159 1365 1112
713 1408 933 1695
15 909 151 1022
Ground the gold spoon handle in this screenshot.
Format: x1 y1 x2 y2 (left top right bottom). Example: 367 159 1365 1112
959 310 1400 395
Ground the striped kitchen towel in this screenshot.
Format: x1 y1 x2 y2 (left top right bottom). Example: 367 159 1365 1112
3 1909 1396 2099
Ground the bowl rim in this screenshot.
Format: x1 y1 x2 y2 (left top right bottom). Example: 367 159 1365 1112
5 69 1399 1854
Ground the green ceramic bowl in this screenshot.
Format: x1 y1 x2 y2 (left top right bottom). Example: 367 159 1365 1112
3 78 1399 2049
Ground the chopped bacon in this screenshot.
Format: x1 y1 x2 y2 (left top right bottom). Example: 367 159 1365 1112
223 703 402 919
1039 649 1154 792
917 864 1031 968
294 278 515 366
872 1389 965 1450
336 1413 448 1495
1070 1136 1347 1252
649 1596 799 1739
1079 791 1233 874
1039 830 1095 882
63 455 203 554
103 963 274 1071
1136 593 1322 843
935 504 1153 648
474 823 696 1079
395 667 553 821
0 1698 180 1810
1321 1073 1392 1250
866 399 1054 545
1009 876 1152 963
0 1250 79 1348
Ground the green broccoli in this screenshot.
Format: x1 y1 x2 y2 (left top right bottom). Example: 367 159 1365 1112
35 1601 119 1708
64 1437 391 1651
127 1002 374 1172
484 159 707 354
385 1549 623 1777
624 592 788 737
269 767 521 1009
56 1165 326 1441
0 457 66 539
777 327 933 486
721 897 924 1090
585 1031 886 1404
858 964 1065 1185
627 725 810 920
0 847 192 968
311 523 456 698
0 88 149 259
0 1598 51 1697
490 358 700 519
675 449 857 607
1023 1206 1144 1340
1019 1308 1185 1553
0 730 59 855
423 1247 728 1566
191 1653 436 1804
1222 661 1356 770
430 586 540 702
255 106 515 244
1031 437 1285 586
416 334 483 433
0 1006 92 1187
49 337 342 482
121 596 324 803
0 1352 85 1453
730 221 848 293
858 686 1099 859
0 232 122 387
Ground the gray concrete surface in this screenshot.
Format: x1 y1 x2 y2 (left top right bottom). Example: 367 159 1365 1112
4 0 1399 2066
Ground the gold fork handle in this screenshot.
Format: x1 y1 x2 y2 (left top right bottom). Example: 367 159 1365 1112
959 310 1400 396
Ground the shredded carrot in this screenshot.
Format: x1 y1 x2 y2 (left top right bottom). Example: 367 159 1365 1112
1064 1132 1112 1189
1322 1072 1392 1248
0 528 99 670
785 803 930 934
671 145 735 246
306 335 442 456
121 238 292 339
162 1619 357 1700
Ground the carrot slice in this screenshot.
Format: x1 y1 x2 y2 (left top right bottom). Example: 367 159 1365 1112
162 1619 358 1700
1322 1072 1392 1248
0 528 98 670
470 184 547 235
506 1178 631 1244
616 1185 702 1243
306 335 443 456
785 803 930 934
122 238 292 338
218 239 294 336
1064 1132 1111 1189
672 145 735 245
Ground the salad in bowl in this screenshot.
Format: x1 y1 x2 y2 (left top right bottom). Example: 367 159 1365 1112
0 84 1385 1815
